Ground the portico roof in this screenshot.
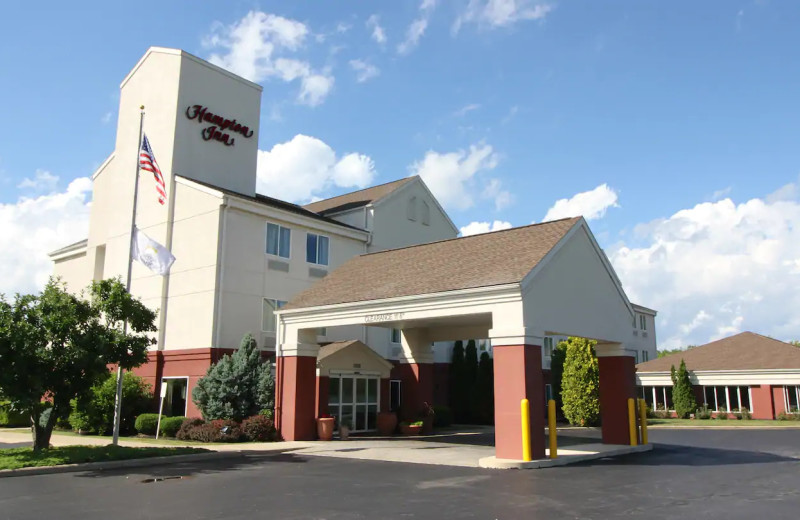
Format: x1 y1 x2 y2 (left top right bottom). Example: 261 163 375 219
282 217 581 310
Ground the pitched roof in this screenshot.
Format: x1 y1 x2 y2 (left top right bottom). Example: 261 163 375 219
283 217 581 310
176 175 365 232
637 332 800 372
303 176 416 215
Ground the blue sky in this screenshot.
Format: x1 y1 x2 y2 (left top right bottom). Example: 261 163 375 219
2 1 799 348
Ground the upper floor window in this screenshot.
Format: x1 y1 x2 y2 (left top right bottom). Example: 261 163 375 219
543 337 554 357
266 223 291 259
633 315 637 328
639 314 647 331
390 328 402 344
421 201 430 225
262 298 287 332
407 197 417 221
642 350 649 362
306 233 329 266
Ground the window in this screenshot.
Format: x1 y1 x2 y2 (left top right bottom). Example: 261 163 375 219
306 233 329 266
266 223 291 258
390 328 401 344
543 337 554 357
421 201 430 225
642 350 649 362
633 350 639 364
544 384 553 404
639 314 647 330
318 327 327 337
785 386 800 413
702 386 752 412
262 298 287 332
639 386 673 411
633 314 637 329
407 197 417 221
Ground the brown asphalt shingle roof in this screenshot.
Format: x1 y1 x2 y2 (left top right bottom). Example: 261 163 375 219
637 332 800 372
283 217 581 310
303 176 416 215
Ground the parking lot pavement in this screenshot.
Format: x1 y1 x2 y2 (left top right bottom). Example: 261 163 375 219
1 428 798 520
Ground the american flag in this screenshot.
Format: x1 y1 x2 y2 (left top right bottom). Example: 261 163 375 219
139 134 166 205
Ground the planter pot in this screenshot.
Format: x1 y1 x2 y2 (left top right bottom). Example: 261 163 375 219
421 415 434 435
400 424 423 436
376 412 398 436
339 425 351 440
317 417 335 441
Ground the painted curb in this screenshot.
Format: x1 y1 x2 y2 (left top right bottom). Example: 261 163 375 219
0 450 245 479
478 444 653 469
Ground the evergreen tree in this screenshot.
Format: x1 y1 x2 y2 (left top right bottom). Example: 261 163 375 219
449 341 466 422
550 340 568 410
476 352 494 424
192 333 274 421
670 359 697 418
560 337 600 426
464 340 479 423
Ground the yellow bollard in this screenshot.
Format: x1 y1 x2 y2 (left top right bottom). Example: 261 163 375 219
520 399 531 462
627 398 638 446
548 399 557 459
638 399 648 445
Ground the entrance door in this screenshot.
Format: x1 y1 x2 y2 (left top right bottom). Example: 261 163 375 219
328 375 379 432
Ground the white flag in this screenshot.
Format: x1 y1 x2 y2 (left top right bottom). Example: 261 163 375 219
132 227 175 276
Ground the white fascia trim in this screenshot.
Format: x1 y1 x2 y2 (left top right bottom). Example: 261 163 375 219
120 47 263 92
91 153 115 181
632 304 658 316
277 283 522 324
175 176 226 198
637 368 800 386
49 244 88 261
520 218 634 317
227 197 370 242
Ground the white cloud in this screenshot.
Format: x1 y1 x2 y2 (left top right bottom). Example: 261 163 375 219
366 14 387 44
349 59 380 83
542 183 619 222
482 177 512 211
101 111 113 125
453 0 553 34
711 186 732 201
409 143 500 211
398 0 437 55
460 220 513 236
609 192 800 348
17 169 59 194
256 134 376 202
204 11 334 106
0 176 92 295
453 103 481 117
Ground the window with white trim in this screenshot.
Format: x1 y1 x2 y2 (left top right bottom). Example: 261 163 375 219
262 298 287 332
785 385 800 413
703 385 752 412
306 233 329 266
639 314 647 331
543 337 554 357
266 223 291 258
390 328 401 344
639 386 674 411
642 350 649 362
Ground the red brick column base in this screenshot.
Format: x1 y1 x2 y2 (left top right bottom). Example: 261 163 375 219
493 344 545 460
598 355 637 445
277 356 317 441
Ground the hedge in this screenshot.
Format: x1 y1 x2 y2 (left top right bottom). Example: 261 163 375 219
134 413 161 435
0 402 27 427
159 416 187 437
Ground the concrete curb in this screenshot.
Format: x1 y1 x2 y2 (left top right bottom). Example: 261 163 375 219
478 444 653 469
647 425 800 430
0 450 244 479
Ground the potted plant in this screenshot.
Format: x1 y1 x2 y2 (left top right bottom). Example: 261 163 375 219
317 414 335 441
377 411 398 436
400 420 424 436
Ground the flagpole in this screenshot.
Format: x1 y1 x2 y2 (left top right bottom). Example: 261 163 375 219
112 105 145 446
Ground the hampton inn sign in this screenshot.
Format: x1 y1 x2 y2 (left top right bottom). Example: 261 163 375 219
185 104 254 146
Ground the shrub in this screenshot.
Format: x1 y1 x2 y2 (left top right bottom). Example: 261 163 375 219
670 360 697 419
715 407 728 420
645 405 656 419
736 407 752 421
242 414 276 441
695 405 713 420
561 337 600 426
776 412 800 421
210 419 244 442
134 413 161 435
192 333 274 421
188 422 223 443
176 418 204 440
0 401 28 427
432 405 453 427
159 416 186 437
69 372 153 435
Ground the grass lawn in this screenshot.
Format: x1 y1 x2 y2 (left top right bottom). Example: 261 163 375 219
647 418 800 427
0 445 209 471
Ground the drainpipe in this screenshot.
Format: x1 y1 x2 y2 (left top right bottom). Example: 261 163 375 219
213 197 230 348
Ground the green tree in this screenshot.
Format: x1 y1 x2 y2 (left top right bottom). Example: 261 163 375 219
192 333 274 421
449 341 466 422
560 337 600 426
790 340 800 348
69 372 152 435
550 340 569 410
464 340 479 423
657 346 697 358
0 278 155 451
476 352 494 424
670 359 697 419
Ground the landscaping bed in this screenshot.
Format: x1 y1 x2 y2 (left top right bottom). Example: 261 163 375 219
647 418 799 427
0 445 208 471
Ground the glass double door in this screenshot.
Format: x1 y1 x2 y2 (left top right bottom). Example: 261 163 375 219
328 375 379 432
